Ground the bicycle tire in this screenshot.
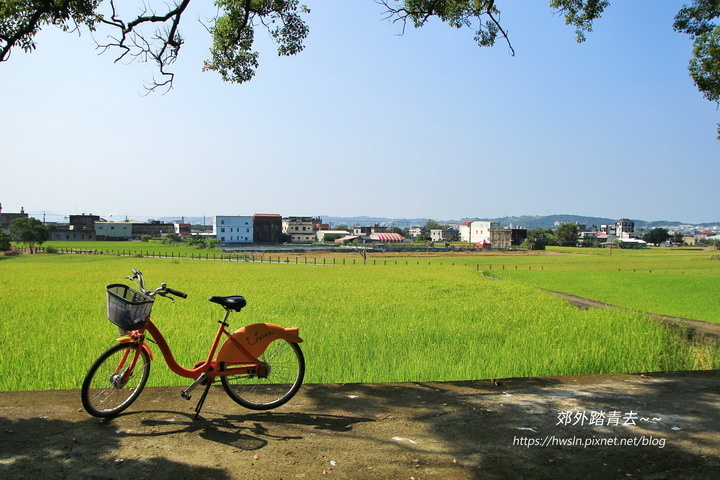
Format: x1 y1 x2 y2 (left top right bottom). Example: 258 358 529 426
220 339 304 410
81 342 151 417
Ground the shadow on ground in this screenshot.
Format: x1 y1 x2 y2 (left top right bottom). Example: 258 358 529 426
1 371 719 479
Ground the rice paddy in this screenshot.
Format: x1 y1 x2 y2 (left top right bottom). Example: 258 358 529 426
0 247 717 391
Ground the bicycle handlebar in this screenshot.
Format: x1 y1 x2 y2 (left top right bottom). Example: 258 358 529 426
126 269 187 300
165 287 188 299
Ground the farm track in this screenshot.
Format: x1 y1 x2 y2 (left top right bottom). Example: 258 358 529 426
547 290 720 339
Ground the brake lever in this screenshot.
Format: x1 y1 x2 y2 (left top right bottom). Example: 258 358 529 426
157 291 176 303
156 283 175 303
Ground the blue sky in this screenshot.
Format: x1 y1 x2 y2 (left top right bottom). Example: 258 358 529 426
1 1 718 224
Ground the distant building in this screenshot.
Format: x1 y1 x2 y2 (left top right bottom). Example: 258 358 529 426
599 224 616 235
214 215 253 244
615 219 635 238
174 223 191 236
95 222 132 240
489 227 527 249
0 204 28 233
49 214 99 241
317 230 351 242
408 227 424 238
352 224 388 236
579 231 598 246
431 226 459 242
132 221 175 239
253 214 283 243
459 221 501 244
283 216 321 244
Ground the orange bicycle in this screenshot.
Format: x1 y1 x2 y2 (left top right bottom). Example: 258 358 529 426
81 269 305 419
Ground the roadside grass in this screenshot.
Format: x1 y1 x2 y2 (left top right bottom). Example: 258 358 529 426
0 253 717 391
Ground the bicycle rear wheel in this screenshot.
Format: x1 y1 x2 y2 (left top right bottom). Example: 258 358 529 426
81 343 151 417
220 339 304 410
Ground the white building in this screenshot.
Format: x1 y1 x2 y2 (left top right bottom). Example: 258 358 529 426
615 219 635 239
408 227 424 238
214 215 253 244
459 221 500 244
95 222 132 240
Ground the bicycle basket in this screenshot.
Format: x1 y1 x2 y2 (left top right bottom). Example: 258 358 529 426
106 284 154 331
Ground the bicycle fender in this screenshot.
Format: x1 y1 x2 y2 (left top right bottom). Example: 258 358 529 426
217 323 302 364
115 337 154 360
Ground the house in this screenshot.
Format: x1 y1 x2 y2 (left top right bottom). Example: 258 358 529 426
408 227 424 238
0 204 28 233
430 229 444 242
489 227 527 249
352 224 388 236
174 223 192 236
214 215 253 244
283 216 321 244
617 238 647 249
48 214 100 241
615 219 635 239
95 222 132 240
599 224 617 236
459 221 500 244
131 220 175 239
253 214 283 243
579 231 598 246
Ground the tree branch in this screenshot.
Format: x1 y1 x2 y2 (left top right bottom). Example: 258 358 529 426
376 0 514 55
93 0 192 92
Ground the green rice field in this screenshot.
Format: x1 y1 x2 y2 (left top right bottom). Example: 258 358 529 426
0 247 718 391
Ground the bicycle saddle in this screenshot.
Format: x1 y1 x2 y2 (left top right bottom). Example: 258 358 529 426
209 295 247 312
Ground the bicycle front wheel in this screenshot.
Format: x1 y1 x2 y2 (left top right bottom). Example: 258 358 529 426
221 339 304 410
81 342 151 417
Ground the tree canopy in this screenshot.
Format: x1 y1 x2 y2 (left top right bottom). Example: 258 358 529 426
9 217 49 252
1 1 718 133
554 222 580 247
643 227 671 246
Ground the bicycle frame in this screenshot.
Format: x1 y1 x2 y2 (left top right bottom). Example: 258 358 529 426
117 310 303 382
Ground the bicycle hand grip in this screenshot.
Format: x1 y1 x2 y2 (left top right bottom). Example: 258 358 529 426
166 288 188 299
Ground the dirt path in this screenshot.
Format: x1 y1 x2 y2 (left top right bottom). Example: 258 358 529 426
1 370 719 479
545 290 720 339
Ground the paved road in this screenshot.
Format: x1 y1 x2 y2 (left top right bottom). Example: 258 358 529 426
1 370 719 479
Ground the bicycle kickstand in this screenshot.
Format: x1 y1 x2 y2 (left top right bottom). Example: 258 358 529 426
194 381 212 420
